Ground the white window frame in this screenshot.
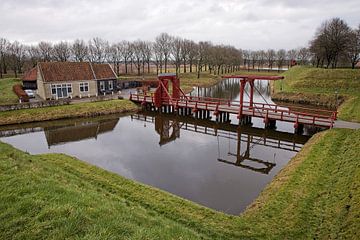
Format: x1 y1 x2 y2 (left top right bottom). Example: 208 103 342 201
51 83 72 96
79 82 89 93
108 80 113 90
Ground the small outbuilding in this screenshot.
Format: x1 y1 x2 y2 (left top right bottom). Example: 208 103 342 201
21 67 37 90
36 62 118 100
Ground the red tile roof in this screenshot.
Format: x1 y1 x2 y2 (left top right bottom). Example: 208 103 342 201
38 62 117 82
92 64 117 79
22 67 37 81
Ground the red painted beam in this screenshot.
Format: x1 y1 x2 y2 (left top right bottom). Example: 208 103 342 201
222 75 284 80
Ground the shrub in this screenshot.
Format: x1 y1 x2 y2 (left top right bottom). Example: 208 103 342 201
12 84 29 102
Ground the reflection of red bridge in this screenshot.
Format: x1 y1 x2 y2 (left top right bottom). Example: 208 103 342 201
130 73 337 131
131 112 311 174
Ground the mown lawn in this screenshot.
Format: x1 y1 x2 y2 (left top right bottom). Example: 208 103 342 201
273 66 360 122
0 78 21 105
1 128 359 239
0 100 138 126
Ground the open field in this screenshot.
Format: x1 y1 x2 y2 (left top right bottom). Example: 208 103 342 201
0 99 138 126
273 66 360 122
0 78 21 105
1 128 359 239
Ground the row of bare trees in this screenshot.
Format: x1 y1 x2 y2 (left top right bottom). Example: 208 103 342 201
310 18 360 68
5 25 357 79
0 34 307 79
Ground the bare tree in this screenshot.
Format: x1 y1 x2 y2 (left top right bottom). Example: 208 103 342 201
152 41 163 74
26 45 41 67
347 25 360 69
276 49 286 71
197 41 212 78
53 41 71 62
142 41 152 74
171 37 182 76
155 33 172 73
287 49 298 68
117 41 132 74
72 39 88 62
131 40 144 76
106 43 121 75
298 47 311 65
88 37 108 63
310 18 351 68
257 50 266 70
250 51 258 69
181 39 191 73
266 49 276 70
38 41 53 62
187 40 198 73
8 41 26 78
0 38 9 78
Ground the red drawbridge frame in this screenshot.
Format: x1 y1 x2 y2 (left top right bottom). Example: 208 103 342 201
130 74 337 130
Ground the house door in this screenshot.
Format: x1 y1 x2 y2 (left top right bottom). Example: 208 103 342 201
62 86 68 98
56 85 63 98
55 84 69 98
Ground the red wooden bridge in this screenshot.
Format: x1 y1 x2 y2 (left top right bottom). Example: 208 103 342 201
130 73 337 131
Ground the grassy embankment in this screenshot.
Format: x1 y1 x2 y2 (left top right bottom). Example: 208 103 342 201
273 66 360 122
1 128 359 239
0 99 138 126
0 78 21 105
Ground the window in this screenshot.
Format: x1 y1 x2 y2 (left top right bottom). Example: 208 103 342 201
108 80 113 90
67 84 72 93
79 82 89 92
100 81 105 91
51 85 56 95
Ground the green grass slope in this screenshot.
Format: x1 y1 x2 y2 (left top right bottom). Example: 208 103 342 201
273 66 360 122
1 128 359 239
0 78 21 105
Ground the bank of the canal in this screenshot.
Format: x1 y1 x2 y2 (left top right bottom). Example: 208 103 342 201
0 128 359 239
0 99 138 126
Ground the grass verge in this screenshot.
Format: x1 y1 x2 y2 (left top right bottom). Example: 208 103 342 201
1 128 359 239
0 100 138 126
0 78 21 105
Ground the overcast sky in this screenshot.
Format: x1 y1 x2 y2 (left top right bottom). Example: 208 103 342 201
1 0 359 50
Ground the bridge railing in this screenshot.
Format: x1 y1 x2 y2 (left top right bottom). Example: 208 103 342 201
130 93 336 127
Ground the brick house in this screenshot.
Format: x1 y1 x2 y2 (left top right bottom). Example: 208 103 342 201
36 62 118 100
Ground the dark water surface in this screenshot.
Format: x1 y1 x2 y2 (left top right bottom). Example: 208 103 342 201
0 79 316 215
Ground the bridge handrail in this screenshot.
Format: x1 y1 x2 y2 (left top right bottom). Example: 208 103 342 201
131 94 336 125
185 95 336 115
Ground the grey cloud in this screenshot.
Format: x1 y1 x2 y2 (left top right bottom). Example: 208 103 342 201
0 0 359 49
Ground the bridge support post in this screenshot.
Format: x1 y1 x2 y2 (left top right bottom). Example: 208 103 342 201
249 80 254 108
239 116 252 125
238 79 246 119
295 124 304 135
265 119 276 129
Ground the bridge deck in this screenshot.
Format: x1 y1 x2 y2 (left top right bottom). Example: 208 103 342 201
130 94 336 128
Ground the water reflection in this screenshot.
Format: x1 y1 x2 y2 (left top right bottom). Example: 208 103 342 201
44 119 119 147
191 78 272 104
132 112 309 175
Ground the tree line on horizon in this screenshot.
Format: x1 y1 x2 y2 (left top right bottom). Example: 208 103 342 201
0 17 359 79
